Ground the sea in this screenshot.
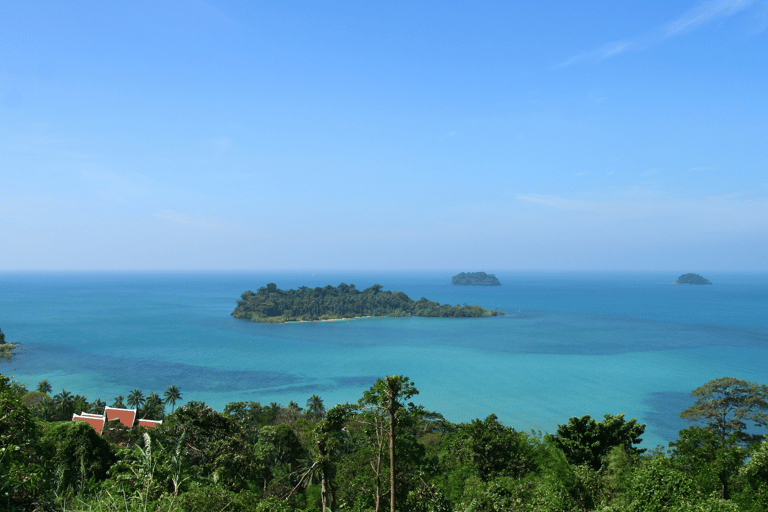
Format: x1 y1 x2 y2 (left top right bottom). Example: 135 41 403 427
1 270 766 448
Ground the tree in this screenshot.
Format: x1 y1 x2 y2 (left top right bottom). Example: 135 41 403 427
551 413 645 470
312 403 354 511
53 389 75 420
143 392 165 420
112 394 126 408
36 379 52 395
164 385 182 413
359 375 419 512
680 377 768 444
127 389 145 411
0 374 44 510
307 394 326 420
669 426 745 499
457 414 537 481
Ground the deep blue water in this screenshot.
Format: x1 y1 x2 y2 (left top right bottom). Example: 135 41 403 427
2 270 766 448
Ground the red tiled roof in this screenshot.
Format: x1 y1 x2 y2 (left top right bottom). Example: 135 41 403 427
104 406 137 427
73 413 105 435
137 418 163 428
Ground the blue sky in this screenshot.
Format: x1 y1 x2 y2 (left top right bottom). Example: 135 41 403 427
2 0 767 271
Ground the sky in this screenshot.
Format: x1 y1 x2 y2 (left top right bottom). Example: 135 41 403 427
2 0 767 271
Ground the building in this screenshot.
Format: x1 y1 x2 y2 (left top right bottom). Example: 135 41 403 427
72 406 162 434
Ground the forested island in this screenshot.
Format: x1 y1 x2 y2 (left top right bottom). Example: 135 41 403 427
673 273 713 285
3 373 768 512
232 283 501 323
451 271 501 286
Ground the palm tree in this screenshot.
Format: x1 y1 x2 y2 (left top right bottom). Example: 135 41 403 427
37 379 53 395
306 394 326 420
72 394 89 415
92 398 106 415
163 385 182 413
53 389 74 420
143 392 164 420
112 394 126 408
127 389 145 411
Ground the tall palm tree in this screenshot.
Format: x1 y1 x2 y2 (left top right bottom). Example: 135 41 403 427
127 389 145 411
306 394 326 420
53 389 74 420
37 379 53 395
163 385 182 413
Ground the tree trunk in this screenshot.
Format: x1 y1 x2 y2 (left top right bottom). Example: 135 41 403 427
388 390 396 512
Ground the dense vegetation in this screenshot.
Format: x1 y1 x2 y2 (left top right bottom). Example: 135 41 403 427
673 273 712 285
232 283 501 323
2 373 768 512
450 272 501 286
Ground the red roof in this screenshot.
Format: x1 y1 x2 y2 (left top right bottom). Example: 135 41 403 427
137 418 163 428
73 413 105 435
104 406 137 427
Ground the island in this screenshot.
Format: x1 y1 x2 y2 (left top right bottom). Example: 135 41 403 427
232 283 502 323
451 272 501 286
673 273 712 285
0 327 18 361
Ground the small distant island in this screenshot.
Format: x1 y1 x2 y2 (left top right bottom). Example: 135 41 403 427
451 272 501 286
673 273 712 285
232 283 502 323
0 327 18 361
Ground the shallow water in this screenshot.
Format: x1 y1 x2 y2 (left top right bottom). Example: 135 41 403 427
2 270 766 448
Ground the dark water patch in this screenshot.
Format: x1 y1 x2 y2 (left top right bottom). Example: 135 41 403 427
13 343 301 394
259 376 380 399
332 375 379 388
642 391 695 445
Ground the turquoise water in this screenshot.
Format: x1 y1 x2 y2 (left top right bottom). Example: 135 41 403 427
2 271 766 448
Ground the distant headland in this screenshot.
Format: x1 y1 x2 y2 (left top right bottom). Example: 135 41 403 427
673 273 712 285
232 283 502 323
451 272 501 286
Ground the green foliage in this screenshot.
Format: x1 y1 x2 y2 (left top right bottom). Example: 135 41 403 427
233 282 500 322
224 400 279 427
551 413 646 470
669 426 745 499
680 376 768 444
41 421 116 494
178 485 262 512
453 414 538 481
1 374 46 510
163 402 235 474
622 455 739 512
4 374 768 511
728 438 768 511
21 390 51 409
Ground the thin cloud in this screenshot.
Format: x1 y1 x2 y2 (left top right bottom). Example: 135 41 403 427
664 0 754 36
560 0 756 66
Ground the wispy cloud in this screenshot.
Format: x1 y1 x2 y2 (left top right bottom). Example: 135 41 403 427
664 0 754 36
561 0 757 65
